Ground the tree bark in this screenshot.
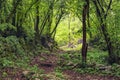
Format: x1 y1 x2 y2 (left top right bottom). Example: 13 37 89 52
93 0 115 64
81 0 89 67
34 3 40 44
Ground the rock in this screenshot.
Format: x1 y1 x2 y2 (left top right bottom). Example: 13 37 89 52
22 70 35 79
99 66 112 71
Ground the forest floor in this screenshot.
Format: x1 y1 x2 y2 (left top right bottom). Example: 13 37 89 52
0 50 120 80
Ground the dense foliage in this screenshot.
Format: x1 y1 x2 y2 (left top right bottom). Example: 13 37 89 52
0 0 120 79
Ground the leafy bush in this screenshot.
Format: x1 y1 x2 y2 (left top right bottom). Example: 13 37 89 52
0 23 16 37
89 35 108 51
0 36 26 67
0 36 25 55
59 50 120 77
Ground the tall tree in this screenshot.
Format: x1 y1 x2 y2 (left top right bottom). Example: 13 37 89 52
81 0 89 67
34 0 40 44
92 0 119 64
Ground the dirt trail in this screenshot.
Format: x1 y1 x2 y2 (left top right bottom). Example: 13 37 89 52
30 52 120 80
64 70 120 80
0 51 120 80
30 53 58 74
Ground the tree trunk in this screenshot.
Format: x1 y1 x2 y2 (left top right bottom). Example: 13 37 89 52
34 2 40 44
68 14 71 44
12 1 16 26
81 0 88 67
6 0 22 23
50 8 63 36
93 0 116 64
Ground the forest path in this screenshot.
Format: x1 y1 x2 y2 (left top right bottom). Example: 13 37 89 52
1 50 120 80
31 53 58 74
30 50 120 80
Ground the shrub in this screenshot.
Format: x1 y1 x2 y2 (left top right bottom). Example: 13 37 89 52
0 23 16 37
0 36 26 67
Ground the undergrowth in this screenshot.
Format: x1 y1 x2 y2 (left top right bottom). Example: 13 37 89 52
0 36 45 79
59 49 120 77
